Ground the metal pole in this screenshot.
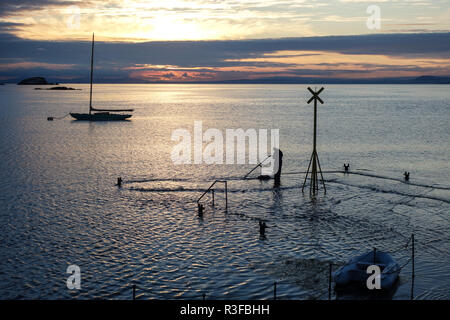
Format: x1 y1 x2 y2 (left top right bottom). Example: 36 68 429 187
273 281 277 300
303 88 326 197
313 97 317 152
311 93 318 196
328 263 332 300
316 152 327 194
89 33 94 114
311 152 317 196
244 155 271 179
315 154 319 193
302 151 314 192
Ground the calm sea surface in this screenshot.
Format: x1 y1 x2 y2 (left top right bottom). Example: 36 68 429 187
0 84 449 299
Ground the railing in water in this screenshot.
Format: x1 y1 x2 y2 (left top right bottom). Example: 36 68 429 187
197 180 228 211
130 262 337 300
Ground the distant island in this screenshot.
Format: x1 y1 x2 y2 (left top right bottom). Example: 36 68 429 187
412 76 450 84
34 86 80 90
175 75 450 85
13 75 450 85
88 75 450 84
17 77 58 85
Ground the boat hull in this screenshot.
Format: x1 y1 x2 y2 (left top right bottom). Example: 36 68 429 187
333 251 400 291
70 112 132 121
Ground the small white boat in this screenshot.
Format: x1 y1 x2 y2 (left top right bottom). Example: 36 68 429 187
333 249 400 290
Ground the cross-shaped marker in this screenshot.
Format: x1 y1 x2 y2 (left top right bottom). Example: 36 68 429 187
307 87 324 105
302 87 326 196
307 87 324 151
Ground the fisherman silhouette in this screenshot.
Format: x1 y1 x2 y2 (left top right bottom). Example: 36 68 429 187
344 163 350 173
198 203 204 216
274 149 283 187
404 172 410 181
259 221 267 236
257 149 283 184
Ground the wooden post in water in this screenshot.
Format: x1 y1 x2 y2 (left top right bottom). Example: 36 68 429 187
273 281 277 300
211 189 215 206
302 87 326 196
328 263 332 300
411 233 415 300
198 203 204 217
224 181 228 212
411 234 415 278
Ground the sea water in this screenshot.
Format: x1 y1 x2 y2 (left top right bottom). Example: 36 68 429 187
0 84 449 299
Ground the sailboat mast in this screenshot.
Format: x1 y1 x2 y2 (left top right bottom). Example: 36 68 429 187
89 33 94 115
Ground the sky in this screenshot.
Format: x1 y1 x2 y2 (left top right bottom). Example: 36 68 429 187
0 0 449 82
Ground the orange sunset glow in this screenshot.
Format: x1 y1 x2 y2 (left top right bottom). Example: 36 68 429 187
0 0 449 82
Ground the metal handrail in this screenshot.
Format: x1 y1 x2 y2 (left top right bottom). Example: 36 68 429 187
197 180 228 210
243 155 271 179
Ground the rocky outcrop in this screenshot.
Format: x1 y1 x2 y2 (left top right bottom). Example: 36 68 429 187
18 77 58 85
34 86 80 90
412 76 450 84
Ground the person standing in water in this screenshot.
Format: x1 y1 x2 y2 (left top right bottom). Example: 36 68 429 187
274 148 283 187
259 221 267 236
404 171 410 181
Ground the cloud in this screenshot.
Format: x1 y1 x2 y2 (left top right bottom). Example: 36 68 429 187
0 22 30 36
0 32 449 82
0 0 448 41
0 0 82 17
0 61 74 70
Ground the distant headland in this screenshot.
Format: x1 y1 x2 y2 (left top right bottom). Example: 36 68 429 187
17 77 58 85
34 86 80 91
171 75 450 85
12 75 450 85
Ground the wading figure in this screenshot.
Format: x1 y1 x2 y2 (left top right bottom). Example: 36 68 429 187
274 149 283 187
404 172 410 181
259 221 267 236
198 203 204 217
344 163 350 173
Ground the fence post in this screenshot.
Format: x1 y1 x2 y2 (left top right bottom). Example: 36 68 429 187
198 203 204 217
273 281 277 300
328 262 332 300
132 284 136 300
411 234 415 279
411 233 415 300
224 181 228 212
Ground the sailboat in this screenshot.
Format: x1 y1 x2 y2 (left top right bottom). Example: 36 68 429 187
70 34 133 121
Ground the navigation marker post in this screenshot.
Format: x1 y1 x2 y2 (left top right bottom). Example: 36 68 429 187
302 87 326 196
